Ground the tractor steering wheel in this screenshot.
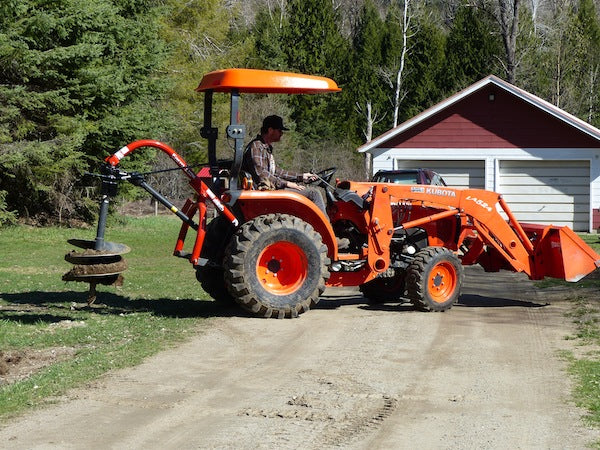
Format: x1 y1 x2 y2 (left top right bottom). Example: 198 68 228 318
311 167 337 187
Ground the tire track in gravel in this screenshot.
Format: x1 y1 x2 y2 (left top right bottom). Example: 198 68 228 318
1 295 424 449
360 267 599 449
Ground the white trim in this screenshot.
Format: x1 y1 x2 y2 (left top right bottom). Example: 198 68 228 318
493 158 500 192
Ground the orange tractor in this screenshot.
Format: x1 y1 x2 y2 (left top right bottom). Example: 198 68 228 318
64 69 600 317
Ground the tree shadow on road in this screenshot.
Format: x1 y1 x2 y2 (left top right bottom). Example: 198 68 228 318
457 293 547 308
0 290 247 322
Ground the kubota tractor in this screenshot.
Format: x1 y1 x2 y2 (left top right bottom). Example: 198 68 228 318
64 69 600 317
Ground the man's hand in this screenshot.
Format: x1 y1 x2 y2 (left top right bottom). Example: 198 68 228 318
302 172 318 183
287 181 305 191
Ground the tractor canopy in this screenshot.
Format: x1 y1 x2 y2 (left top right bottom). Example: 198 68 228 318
195 68 341 94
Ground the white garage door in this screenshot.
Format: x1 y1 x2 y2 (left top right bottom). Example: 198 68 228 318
499 160 590 231
395 160 485 188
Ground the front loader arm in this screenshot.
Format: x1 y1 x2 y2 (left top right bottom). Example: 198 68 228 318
351 182 599 281
366 185 533 275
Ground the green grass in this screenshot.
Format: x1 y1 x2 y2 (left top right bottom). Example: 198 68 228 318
2 222 600 427
570 357 600 426
563 294 600 429
0 215 225 419
540 234 600 437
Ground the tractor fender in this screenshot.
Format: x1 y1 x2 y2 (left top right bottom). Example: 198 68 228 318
235 190 338 259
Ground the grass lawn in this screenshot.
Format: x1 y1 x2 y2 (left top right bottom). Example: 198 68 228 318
0 215 223 419
545 234 600 431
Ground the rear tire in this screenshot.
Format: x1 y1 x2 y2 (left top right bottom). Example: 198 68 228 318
196 266 231 303
224 214 329 318
196 216 235 304
406 247 463 312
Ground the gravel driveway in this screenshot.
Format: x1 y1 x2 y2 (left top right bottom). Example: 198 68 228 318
1 266 599 449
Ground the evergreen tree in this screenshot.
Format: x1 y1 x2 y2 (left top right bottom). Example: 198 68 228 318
511 5 542 93
404 17 446 119
348 0 388 143
566 0 600 125
280 0 350 139
0 0 173 223
249 5 288 70
444 2 502 93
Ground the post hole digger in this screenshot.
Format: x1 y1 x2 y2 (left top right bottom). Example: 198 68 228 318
64 68 600 316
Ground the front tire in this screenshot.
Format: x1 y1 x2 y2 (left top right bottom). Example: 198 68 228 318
224 214 329 318
406 247 463 312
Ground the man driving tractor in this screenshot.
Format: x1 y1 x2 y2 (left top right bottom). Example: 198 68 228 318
242 115 327 215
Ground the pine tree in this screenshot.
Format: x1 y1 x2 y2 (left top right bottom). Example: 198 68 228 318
566 0 600 125
444 3 502 93
250 5 288 70
511 5 541 93
0 0 173 223
349 0 387 143
280 0 349 139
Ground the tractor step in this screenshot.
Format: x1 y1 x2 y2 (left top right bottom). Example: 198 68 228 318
173 250 192 259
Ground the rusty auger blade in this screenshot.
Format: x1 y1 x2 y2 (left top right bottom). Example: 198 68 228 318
62 239 130 305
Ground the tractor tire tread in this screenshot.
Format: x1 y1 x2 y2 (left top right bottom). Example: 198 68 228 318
224 214 330 319
406 246 463 312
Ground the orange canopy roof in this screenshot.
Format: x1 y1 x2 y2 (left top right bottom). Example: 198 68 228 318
195 68 341 94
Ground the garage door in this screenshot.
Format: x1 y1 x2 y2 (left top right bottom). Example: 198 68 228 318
498 160 590 231
395 160 485 188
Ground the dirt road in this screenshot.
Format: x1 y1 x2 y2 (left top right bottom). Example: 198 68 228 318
1 267 599 449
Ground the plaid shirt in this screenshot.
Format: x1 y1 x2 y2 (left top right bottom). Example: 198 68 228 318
243 135 302 190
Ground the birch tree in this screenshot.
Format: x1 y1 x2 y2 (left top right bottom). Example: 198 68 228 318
386 0 413 128
498 0 520 83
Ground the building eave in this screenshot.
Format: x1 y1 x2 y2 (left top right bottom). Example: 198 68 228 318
357 75 600 153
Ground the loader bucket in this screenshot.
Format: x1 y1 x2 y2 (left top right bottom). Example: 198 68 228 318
523 224 600 282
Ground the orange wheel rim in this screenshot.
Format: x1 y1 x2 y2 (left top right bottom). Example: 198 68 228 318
257 241 308 295
428 262 457 303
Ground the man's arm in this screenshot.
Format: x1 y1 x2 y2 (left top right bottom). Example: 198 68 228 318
250 141 316 189
273 163 303 184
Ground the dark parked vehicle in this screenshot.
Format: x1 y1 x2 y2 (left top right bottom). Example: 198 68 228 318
372 169 447 186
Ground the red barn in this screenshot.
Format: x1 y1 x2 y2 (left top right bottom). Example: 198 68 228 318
358 75 600 232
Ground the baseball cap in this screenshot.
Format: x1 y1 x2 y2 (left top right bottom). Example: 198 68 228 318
262 115 290 131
